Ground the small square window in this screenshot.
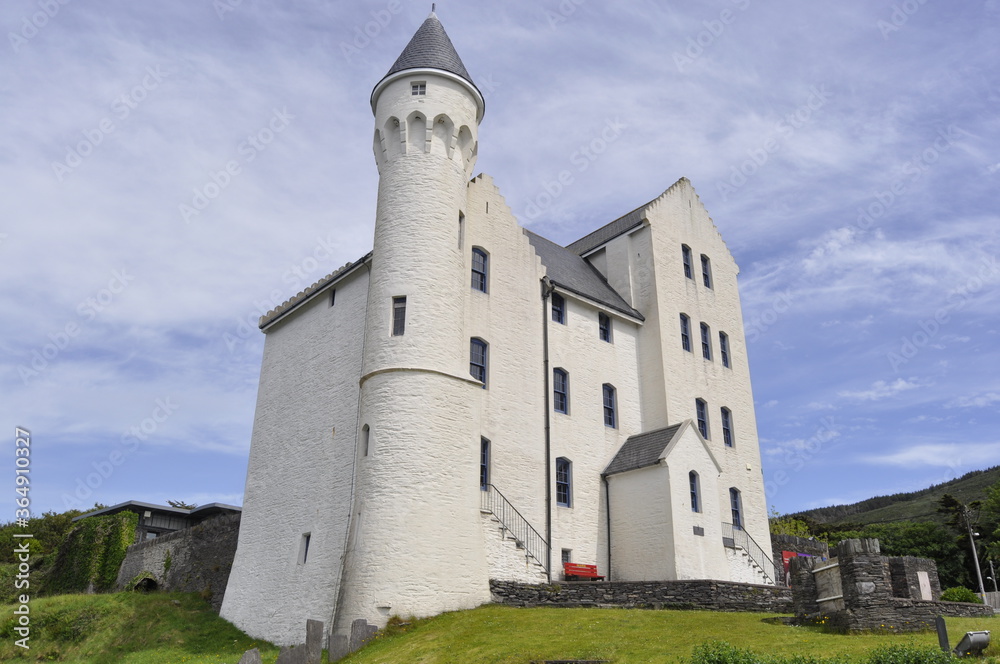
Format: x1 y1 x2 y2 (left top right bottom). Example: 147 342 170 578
411 82 426 96
561 548 572 564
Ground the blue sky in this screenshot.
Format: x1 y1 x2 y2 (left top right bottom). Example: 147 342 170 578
1 1 998 520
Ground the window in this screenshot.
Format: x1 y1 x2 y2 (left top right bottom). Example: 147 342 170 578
561 548 572 564
471 248 488 292
730 488 743 529
556 457 572 507
700 323 712 360
680 314 692 352
470 338 488 387
696 398 709 438
391 296 406 336
701 254 712 288
721 407 734 448
329 289 336 307
480 437 490 490
553 368 569 414
299 533 311 564
689 471 701 513
682 244 693 279
411 82 426 95
719 332 730 368
551 292 565 324
603 384 617 428
599 312 612 342
362 424 370 457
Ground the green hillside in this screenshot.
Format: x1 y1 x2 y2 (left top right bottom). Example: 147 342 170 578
791 466 1000 527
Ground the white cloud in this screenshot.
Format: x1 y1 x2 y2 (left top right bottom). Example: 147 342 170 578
864 443 1000 469
947 392 1000 409
838 378 926 402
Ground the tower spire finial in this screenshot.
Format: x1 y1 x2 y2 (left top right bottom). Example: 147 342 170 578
431 3 436 12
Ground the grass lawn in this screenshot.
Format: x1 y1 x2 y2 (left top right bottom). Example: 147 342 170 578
339 604 1000 664
2 593 997 663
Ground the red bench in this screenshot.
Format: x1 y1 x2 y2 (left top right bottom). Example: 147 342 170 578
563 562 604 581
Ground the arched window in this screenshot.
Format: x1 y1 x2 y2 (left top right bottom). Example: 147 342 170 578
682 244 693 279
470 338 488 387
700 322 712 360
603 384 617 428
719 331 731 368
553 368 569 414
701 254 713 288
721 407 734 448
689 471 701 513
361 424 370 457
471 247 488 293
680 314 692 352
556 457 572 507
696 398 709 438
730 488 743 529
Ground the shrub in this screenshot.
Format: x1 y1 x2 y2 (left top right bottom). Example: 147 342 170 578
940 586 983 603
866 645 954 664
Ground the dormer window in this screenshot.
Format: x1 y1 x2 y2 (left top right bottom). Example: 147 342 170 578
411 82 426 96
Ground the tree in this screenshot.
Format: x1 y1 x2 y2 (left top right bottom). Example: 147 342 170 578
167 500 198 510
768 507 814 538
938 493 986 594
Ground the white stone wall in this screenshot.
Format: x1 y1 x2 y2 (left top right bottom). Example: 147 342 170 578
607 465 672 581
481 512 548 584
593 179 773 580
220 266 368 646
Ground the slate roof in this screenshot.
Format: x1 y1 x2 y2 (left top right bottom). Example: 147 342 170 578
259 252 372 329
524 229 643 320
566 178 691 256
376 12 479 94
603 423 683 476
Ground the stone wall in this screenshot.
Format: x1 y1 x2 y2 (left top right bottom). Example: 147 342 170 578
790 538 993 632
490 579 792 613
116 513 241 612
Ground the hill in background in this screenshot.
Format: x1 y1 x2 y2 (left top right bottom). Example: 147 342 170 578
790 466 1000 527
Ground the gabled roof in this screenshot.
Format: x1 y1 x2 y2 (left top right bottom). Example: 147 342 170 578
259 252 372 330
524 229 643 321
566 177 691 256
603 423 682 476
603 420 722 476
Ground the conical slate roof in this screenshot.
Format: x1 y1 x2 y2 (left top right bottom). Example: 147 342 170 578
371 12 484 119
383 12 475 85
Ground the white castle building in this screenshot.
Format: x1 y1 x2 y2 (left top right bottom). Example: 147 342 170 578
221 12 774 650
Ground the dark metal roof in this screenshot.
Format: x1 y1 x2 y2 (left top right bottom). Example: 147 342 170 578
377 12 478 92
72 500 242 522
603 424 683 476
524 229 643 320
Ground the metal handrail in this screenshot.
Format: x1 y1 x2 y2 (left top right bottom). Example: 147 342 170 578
722 522 779 585
481 483 550 577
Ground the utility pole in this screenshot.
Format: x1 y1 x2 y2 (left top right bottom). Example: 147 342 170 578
963 505 987 596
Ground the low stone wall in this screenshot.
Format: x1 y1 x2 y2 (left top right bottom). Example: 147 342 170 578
825 597 992 632
490 579 792 613
115 513 241 612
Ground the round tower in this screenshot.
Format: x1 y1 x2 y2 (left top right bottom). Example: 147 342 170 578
334 12 491 641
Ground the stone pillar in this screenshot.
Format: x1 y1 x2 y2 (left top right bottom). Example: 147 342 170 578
834 538 889 630
790 555 819 617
